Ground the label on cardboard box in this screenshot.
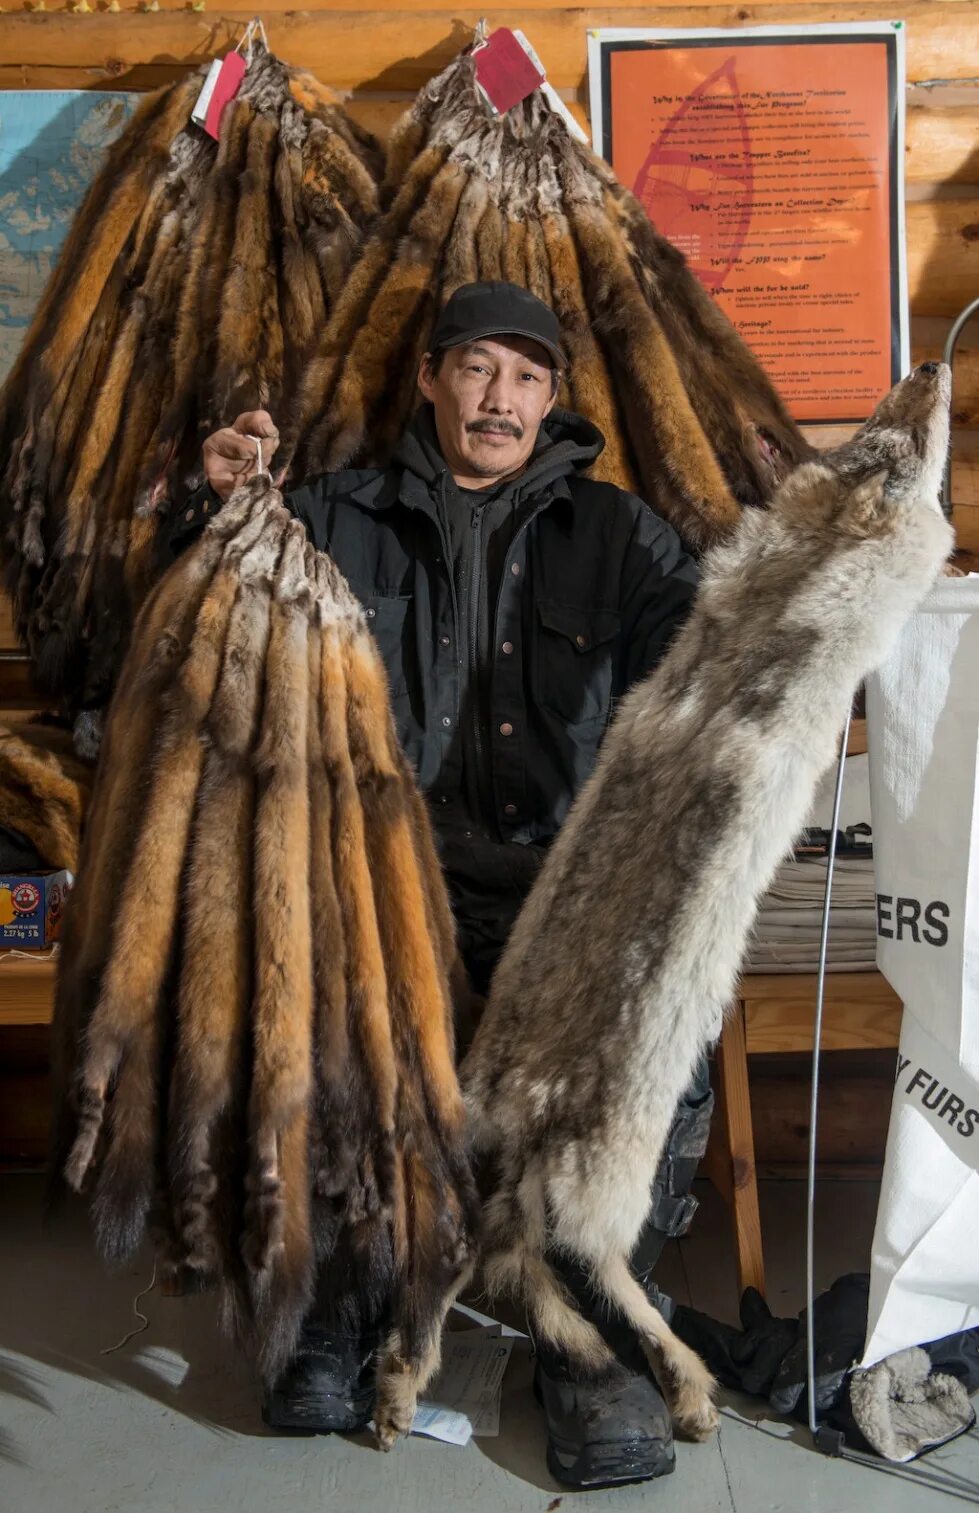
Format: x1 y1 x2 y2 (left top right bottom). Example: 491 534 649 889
0 869 72 947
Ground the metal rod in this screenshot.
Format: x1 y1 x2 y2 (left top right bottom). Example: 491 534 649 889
941 295 979 519
806 706 852 1438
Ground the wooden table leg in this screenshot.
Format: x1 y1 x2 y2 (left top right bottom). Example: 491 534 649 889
713 1001 766 1298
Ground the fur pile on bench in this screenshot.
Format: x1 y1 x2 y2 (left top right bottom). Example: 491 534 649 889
0 719 93 872
0 50 379 712
49 475 478 1406
288 48 811 550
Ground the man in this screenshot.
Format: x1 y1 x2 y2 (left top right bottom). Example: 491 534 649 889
168 281 713 1489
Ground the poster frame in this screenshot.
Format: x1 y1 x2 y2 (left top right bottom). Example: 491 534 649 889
587 22 909 425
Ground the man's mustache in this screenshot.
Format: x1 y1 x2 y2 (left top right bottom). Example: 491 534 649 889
466 418 524 440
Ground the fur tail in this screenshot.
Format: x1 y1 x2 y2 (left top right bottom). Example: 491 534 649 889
481 1168 613 1375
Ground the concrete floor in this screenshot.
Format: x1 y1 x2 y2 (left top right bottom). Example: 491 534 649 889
1 1172 976 1512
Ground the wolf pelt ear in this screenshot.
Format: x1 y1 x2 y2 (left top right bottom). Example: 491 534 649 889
838 467 892 540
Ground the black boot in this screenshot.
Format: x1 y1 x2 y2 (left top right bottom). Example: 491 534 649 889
534 1291 677 1488
534 1061 714 1489
262 1323 381 1434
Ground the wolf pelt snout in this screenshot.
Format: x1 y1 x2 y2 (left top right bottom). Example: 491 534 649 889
462 365 953 1444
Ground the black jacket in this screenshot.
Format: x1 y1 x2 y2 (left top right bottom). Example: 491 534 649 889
167 406 699 989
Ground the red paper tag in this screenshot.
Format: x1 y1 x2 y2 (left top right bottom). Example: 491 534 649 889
204 52 246 140
474 27 545 114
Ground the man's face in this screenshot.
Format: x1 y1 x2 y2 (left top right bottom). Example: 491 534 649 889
417 334 558 485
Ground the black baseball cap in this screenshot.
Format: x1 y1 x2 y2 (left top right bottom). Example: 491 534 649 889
429 281 565 369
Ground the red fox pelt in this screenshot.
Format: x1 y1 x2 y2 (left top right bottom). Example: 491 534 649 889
50 475 479 1434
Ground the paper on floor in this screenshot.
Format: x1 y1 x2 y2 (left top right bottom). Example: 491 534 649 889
411 1326 515 1447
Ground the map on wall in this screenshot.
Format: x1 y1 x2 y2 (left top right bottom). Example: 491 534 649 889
0 91 139 386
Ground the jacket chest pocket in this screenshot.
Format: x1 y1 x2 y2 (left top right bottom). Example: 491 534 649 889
362 593 412 698
534 599 620 725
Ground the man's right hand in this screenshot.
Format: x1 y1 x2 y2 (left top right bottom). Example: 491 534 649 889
202 410 281 501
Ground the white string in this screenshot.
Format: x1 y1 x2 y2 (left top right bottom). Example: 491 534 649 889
234 18 269 64
0 945 58 964
100 1263 158 1356
246 434 266 477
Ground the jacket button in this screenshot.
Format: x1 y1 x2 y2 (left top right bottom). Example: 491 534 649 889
503 803 517 817
202 499 211 513
439 796 448 804
510 562 520 576
499 722 513 736
501 641 514 656
442 716 452 728
576 633 587 648
184 508 194 522
365 606 376 618
440 635 451 647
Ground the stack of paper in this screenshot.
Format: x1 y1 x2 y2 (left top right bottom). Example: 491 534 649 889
744 854 877 973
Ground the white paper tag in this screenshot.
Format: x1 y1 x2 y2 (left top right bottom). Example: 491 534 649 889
411 1404 474 1447
541 81 590 145
191 59 223 127
410 1327 515 1445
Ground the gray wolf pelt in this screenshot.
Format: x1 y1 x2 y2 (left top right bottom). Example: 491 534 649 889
461 364 954 1440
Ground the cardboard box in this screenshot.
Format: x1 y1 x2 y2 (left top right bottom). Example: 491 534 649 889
0 870 72 948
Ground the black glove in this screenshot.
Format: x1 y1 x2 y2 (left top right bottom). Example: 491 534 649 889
672 1287 796 1398
769 1273 870 1417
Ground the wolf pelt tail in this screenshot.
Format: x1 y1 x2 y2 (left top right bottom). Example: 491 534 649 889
480 1156 615 1373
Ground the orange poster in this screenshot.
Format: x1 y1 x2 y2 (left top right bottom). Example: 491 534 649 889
589 26 907 424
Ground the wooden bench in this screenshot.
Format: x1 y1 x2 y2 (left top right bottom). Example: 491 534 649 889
705 969 903 1297
0 946 57 1027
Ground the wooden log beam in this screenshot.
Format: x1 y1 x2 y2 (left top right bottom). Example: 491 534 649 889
913 341 979 426
906 103 979 185
907 198 979 318
1 38 977 189
0 7 977 92
345 93 591 142
0 74 972 194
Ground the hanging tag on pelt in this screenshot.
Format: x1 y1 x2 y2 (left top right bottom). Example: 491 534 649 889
191 59 223 129
196 51 247 140
473 26 545 114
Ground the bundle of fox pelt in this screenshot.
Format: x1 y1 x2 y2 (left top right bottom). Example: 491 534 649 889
0 45 379 712
288 48 811 550
462 365 954 1442
49 475 478 1434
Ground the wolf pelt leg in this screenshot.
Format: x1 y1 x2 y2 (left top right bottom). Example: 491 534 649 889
480 1136 717 1437
463 365 955 1442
